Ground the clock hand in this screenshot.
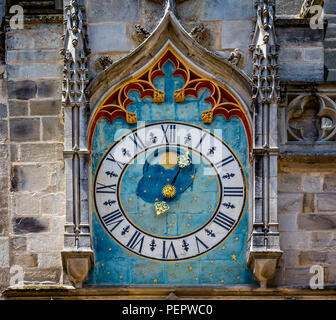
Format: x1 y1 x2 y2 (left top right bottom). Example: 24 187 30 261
155 151 193 215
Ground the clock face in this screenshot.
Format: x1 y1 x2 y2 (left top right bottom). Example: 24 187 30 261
93 121 247 261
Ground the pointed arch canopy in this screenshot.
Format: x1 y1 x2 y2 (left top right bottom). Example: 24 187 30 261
87 8 254 156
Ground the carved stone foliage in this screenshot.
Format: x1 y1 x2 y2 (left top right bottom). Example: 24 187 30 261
227 48 242 67
250 1 280 106
61 0 89 108
190 23 209 46
287 94 336 142
132 24 151 44
95 56 113 73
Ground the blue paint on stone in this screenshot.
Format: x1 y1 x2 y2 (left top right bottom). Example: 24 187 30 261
87 61 255 285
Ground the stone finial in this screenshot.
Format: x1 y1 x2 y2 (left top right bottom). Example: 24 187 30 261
227 48 242 66
299 0 324 18
190 23 209 46
95 56 113 73
133 24 151 44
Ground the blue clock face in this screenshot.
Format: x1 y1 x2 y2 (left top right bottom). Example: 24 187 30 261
93 122 247 261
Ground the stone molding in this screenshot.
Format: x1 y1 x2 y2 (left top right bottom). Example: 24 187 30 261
4 287 336 300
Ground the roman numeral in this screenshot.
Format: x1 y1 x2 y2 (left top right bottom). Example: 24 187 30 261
126 230 145 253
224 187 244 197
161 124 176 144
213 212 235 231
195 236 209 254
129 132 146 151
162 240 178 259
106 154 126 170
216 155 234 169
96 183 116 194
102 209 124 232
195 133 206 150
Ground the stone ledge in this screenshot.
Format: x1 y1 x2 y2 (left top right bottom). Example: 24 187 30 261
2 286 336 300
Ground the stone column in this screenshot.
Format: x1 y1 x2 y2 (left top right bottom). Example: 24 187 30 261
60 0 93 288
247 0 282 288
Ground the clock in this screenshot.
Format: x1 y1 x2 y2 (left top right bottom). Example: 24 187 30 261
93 121 246 261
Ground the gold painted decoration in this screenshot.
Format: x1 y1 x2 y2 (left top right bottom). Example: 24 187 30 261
88 47 252 155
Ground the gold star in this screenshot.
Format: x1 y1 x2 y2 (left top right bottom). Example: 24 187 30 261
209 273 213 277
119 275 123 279
190 174 196 179
176 263 179 267
153 279 158 283
235 237 239 241
107 272 110 275
222 246 226 250
148 175 151 178
144 190 147 193
188 216 192 220
195 277 199 281
210 260 214 264
225 269 229 273
101 263 104 267
237 276 240 280
171 273 175 278
128 197 133 201
188 266 193 271
168 223 173 228
231 254 237 261
208 176 213 180
193 197 197 201
187 223 191 227
109 248 112 251
220 280 224 283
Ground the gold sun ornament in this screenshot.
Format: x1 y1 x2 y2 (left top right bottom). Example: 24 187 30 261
162 184 177 198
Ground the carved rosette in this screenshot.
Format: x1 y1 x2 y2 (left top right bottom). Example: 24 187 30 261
88 48 252 154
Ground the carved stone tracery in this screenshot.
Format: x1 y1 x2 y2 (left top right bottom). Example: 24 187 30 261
287 94 336 142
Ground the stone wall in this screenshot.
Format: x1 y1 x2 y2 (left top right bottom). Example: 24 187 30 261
87 0 254 77
270 157 336 287
0 15 64 291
